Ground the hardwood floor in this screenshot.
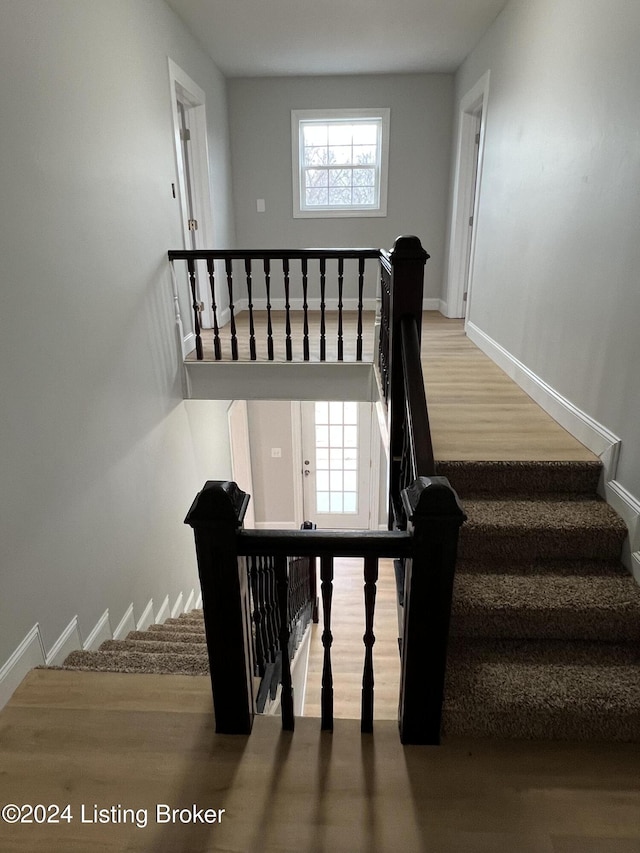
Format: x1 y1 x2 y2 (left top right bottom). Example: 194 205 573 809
1 314 626 852
2 670 639 852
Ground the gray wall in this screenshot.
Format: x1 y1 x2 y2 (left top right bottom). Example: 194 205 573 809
227 74 454 300
0 0 233 667
454 0 640 500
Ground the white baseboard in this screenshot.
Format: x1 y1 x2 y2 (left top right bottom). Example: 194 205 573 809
45 615 81 666
253 521 298 530
155 595 170 625
0 626 45 711
171 591 184 620
423 298 441 311
605 479 640 578
465 321 622 481
136 599 155 632
183 588 196 613
113 604 136 640
83 609 112 652
194 592 203 610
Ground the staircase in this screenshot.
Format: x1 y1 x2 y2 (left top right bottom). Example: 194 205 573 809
60 460 640 741
62 610 209 675
439 459 640 741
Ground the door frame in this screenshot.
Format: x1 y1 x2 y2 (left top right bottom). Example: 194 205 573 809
443 70 490 320
168 59 218 335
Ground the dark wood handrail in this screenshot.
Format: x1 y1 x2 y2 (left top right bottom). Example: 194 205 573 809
400 314 435 479
238 529 412 558
168 248 381 261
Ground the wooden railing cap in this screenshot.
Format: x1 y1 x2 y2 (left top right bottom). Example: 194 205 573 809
184 480 250 528
401 476 466 524
390 235 430 262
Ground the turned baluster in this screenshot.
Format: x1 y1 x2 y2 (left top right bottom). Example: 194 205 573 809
187 258 203 360
302 257 310 361
319 257 327 362
224 258 238 361
245 258 256 360
361 555 378 733
337 257 344 361
320 555 334 731
206 258 222 360
283 258 292 361
356 256 365 361
275 555 294 730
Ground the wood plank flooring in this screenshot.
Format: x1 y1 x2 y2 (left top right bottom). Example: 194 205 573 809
2 670 639 852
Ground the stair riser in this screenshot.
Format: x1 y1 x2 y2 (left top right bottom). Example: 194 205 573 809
450 612 640 643
458 529 625 565
437 461 602 498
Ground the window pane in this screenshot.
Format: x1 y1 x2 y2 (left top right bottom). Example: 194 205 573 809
328 169 351 187
316 448 329 465
352 168 375 187
315 401 329 424
328 124 353 145
317 492 330 512
329 187 352 206
303 124 327 146
304 147 328 166
353 145 377 164
344 471 357 491
328 145 352 165
352 123 378 145
344 425 357 447
353 186 376 205
329 425 342 446
343 402 357 424
343 492 357 512
306 169 329 188
316 425 328 447
330 449 343 469
317 470 329 491
330 471 343 491
344 450 357 469
329 401 343 424
330 492 343 512
306 187 329 206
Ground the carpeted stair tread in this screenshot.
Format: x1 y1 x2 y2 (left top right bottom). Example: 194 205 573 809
443 639 640 740
437 459 602 497
99 639 207 655
451 571 640 642
62 649 209 675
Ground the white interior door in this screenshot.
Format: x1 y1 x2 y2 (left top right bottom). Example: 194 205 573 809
301 401 372 529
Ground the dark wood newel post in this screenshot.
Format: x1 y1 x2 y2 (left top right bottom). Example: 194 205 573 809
398 477 466 745
184 481 255 734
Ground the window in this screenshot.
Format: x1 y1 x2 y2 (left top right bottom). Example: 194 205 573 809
292 108 390 218
313 401 359 513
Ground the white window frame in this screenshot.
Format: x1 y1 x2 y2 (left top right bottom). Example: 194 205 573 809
292 108 390 219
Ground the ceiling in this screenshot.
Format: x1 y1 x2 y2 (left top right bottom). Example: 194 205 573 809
165 0 509 77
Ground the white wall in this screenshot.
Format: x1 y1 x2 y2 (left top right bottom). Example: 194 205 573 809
246 402 298 527
227 74 454 301
453 0 640 501
0 0 234 677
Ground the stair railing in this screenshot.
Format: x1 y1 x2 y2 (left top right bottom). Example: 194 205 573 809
183 236 466 745
167 248 381 362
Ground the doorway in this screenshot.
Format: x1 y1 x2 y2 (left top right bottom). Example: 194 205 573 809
300 401 374 529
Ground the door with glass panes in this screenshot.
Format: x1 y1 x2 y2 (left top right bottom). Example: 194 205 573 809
301 401 372 529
